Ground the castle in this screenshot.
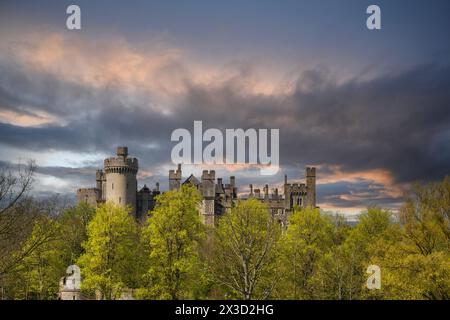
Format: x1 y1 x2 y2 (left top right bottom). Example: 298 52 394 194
77 147 317 226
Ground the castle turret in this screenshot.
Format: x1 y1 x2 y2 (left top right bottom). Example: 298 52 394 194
306 167 316 208
201 170 216 225
104 146 138 216
230 176 235 188
169 164 182 190
216 178 224 193
229 176 237 198
137 184 150 220
96 170 105 200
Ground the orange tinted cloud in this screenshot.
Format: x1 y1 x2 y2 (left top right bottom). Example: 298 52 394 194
10 32 288 111
0 109 59 127
318 164 405 198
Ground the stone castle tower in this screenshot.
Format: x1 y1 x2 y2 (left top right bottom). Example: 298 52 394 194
169 164 182 190
77 147 160 218
102 146 138 215
200 170 216 225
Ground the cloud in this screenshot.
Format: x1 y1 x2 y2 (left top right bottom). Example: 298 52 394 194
1 32 449 213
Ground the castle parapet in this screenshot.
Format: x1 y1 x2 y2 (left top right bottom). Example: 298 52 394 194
104 157 138 174
77 188 101 206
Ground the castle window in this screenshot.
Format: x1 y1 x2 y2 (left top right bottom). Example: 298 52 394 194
112 183 114 190
119 197 121 204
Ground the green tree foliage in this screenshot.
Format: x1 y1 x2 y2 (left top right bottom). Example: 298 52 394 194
341 207 394 299
1 201 95 299
12 215 63 299
0 162 36 282
59 202 95 264
209 198 281 300
2 173 449 300
137 184 205 299
0 200 43 278
278 206 423 300
279 207 334 299
77 203 139 300
369 179 450 299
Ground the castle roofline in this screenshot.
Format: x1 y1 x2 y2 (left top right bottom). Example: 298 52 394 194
183 174 200 186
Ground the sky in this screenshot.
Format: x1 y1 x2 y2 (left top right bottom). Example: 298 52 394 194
0 0 450 215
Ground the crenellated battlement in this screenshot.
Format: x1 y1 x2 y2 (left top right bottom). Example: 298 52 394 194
201 170 215 181
284 183 307 194
169 164 182 179
77 187 101 207
104 157 138 173
306 167 316 177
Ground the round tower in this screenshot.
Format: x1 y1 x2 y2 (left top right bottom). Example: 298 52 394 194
104 147 138 215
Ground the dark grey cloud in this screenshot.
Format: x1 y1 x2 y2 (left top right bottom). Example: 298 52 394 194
1 45 449 211
175 64 450 184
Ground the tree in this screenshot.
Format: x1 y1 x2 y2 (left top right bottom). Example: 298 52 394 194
12 215 63 299
58 202 95 265
307 214 352 300
279 207 334 299
370 178 450 299
306 207 393 300
0 162 37 278
209 198 281 300
137 184 205 299
0 161 35 215
77 203 139 300
427 177 450 243
339 207 393 300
